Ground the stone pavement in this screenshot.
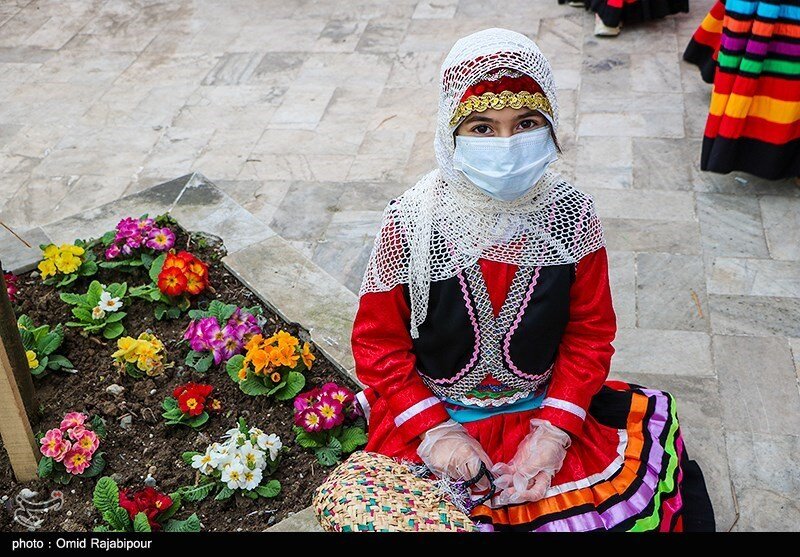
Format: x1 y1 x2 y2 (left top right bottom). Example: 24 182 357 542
1 0 799 531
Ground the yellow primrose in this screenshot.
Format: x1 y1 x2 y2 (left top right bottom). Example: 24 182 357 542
26 350 39 370
301 341 315 370
42 244 59 259
54 252 81 274
112 337 141 363
38 258 57 279
275 330 299 348
60 244 85 256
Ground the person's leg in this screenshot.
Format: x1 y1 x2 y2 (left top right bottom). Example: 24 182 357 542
594 13 621 36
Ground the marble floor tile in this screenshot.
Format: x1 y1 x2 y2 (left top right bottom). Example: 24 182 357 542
269 84 335 130
269 181 345 241
760 195 800 261
714 335 800 436
611 328 713 376
601 218 702 254
696 193 769 258
708 258 800 298
355 18 410 53
637 253 709 331
580 186 696 222
709 295 800 338
632 137 693 191
607 250 636 329
314 19 368 53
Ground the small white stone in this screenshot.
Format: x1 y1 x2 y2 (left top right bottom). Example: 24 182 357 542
105 384 125 396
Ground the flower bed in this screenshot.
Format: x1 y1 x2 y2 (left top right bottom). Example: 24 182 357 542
0 217 360 532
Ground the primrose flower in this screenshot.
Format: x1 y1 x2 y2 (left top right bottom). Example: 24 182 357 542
317 399 345 430
104 244 121 260
221 462 247 490
40 429 70 461
99 291 122 312
60 412 87 431
301 341 316 370
62 447 92 475
257 433 282 461
297 408 322 432
208 443 232 468
73 429 99 454
145 227 175 251
239 442 265 470
158 266 187 297
191 449 215 475
4 272 18 303
240 467 263 491
26 350 39 370
91 306 106 320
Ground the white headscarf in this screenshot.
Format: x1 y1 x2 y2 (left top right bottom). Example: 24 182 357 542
358 28 605 339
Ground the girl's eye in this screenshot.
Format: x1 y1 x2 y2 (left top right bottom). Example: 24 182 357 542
518 119 540 130
471 124 492 134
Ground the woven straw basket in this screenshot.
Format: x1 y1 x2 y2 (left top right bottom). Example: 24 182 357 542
312 451 480 532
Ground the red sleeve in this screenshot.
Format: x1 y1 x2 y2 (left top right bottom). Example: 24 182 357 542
535 246 617 437
351 284 449 442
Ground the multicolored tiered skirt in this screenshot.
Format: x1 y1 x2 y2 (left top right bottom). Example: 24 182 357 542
366 381 715 532
683 0 800 179
560 0 689 27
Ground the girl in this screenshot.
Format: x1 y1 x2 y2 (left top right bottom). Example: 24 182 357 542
561 0 689 36
351 28 714 532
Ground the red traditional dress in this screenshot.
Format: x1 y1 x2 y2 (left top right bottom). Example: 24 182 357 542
352 243 714 531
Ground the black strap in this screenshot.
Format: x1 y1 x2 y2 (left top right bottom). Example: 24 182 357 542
461 462 496 507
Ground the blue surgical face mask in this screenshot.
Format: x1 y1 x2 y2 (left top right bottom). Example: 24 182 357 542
452 126 558 201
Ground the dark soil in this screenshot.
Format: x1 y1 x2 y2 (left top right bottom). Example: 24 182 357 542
0 226 356 532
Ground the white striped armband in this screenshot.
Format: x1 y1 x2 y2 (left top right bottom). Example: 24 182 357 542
355 390 371 422
541 397 587 421
394 396 440 428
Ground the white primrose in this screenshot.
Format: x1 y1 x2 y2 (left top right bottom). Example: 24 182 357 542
99 291 123 312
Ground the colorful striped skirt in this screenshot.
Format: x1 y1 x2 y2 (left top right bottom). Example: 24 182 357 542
683 0 800 179
560 0 689 27
365 381 715 532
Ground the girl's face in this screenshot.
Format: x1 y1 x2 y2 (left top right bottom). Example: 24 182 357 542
454 107 548 138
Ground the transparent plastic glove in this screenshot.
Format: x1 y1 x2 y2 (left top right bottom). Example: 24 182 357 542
490 419 571 505
417 419 493 492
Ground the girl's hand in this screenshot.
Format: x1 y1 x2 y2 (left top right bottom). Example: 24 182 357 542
416 419 494 492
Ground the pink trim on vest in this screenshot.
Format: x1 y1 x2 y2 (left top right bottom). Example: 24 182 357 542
426 269 481 386
502 265 550 381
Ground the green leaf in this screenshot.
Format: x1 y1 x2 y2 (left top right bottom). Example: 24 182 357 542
37 456 53 478
207 301 227 320
86 281 104 306
243 490 259 500
93 477 120 515
184 413 209 429
266 380 286 396
154 304 167 320
162 397 178 412
93 525 111 533
294 430 324 449
101 230 116 246
36 355 49 371
226 355 245 381
239 375 272 396
90 415 107 438
108 282 127 298
71 307 94 322
255 480 281 499
140 252 154 269
79 260 98 277
149 253 166 282
57 273 79 288
17 314 35 330
181 451 201 465
104 507 131 532
315 446 341 467
177 482 214 503
133 512 152 532
18 327 35 350
59 292 85 306
214 486 235 501
100 260 142 269
104 311 126 323
168 305 183 318
78 452 106 478
338 427 368 454
36 331 63 356
46 354 73 370
163 513 201 533
274 371 305 401
103 322 124 339
187 309 207 320
162 409 185 422
31 364 47 376
194 353 213 373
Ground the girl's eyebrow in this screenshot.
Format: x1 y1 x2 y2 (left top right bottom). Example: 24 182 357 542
464 114 497 124
515 110 541 119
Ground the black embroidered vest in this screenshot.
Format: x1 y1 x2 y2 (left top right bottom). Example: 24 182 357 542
403 260 575 406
